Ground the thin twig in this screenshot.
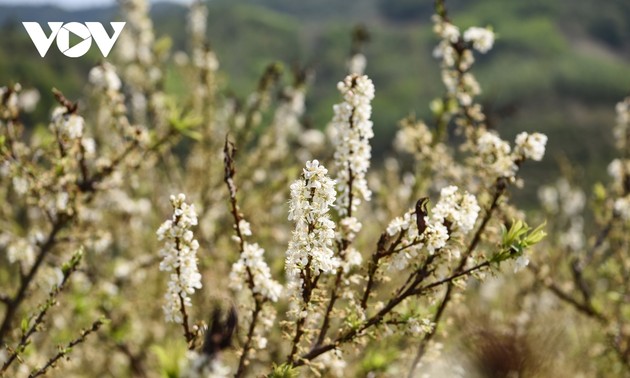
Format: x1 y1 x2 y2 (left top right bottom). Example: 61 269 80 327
294 250 493 367
528 263 606 324
0 219 66 345
407 182 504 377
235 301 261 378
1 250 83 373
224 137 265 378
28 318 104 378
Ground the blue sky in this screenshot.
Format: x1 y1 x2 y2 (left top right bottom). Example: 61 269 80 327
0 0 192 9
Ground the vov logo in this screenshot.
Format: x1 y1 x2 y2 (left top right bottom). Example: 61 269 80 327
22 22 126 58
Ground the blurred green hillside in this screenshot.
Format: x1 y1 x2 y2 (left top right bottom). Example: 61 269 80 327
1 0 630 199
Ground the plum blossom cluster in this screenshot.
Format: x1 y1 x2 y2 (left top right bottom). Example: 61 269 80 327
613 97 630 149
273 85 306 143
50 107 84 140
386 209 446 271
432 16 493 107
607 98 630 193
463 27 495 53
475 129 548 180
187 0 208 43
6 236 36 270
514 132 548 161
608 158 630 190
0 85 19 118
181 351 233 378
156 193 202 323
431 185 481 236
88 62 122 93
182 351 230 378
0 84 39 118
330 74 375 216
538 178 586 251
475 130 517 179
613 196 630 221
229 242 282 302
347 53 367 75
386 186 479 271
394 119 433 158
610 97 630 221
286 160 339 283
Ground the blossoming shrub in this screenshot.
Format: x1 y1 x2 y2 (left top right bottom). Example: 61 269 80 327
527 96 630 375
5 0 625 376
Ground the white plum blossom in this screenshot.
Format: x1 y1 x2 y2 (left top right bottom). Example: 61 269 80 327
271 86 305 145
187 0 208 41
51 107 84 140
613 97 630 149
181 351 230 378
463 26 495 53
157 193 202 324
88 62 122 92
557 179 585 216
433 40 457 67
407 317 435 336
559 218 585 252
538 186 559 213
431 16 496 118
385 185 479 270
347 53 367 75
82 137 97 157
456 73 481 106
423 221 450 255
340 216 362 243
476 130 517 179
331 74 375 216
614 195 630 221
432 185 481 236
299 129 326 151
432 16 460 68
342 247 363 273
608 158 630 190
387 215 409 236
64 115 84 139
514 132 548 161
617 97 630 125
514 255 529 273
432 16 460 43
286 160 339 283
539 179 585 216
12 176 28 195
394 120 433 156
0 85 19 117
229 242 282 302
238 219 252 237
7 238 36 269
318 348 347 378
192 49 219 71
18 88 40 113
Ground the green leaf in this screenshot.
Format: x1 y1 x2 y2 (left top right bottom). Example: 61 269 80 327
524 221 547 245
593 182 607 201
494 220 546 265
21 317 29 333
154 36 172 58
269 363 300 378
429 98 444 116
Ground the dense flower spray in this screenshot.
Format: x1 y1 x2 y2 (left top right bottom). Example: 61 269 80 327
286 160 339 285
157 193 202 324
229 241 282 303
386 185 480 271
330 75 375 217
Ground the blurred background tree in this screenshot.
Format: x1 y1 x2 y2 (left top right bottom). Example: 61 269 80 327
2 0 629 204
